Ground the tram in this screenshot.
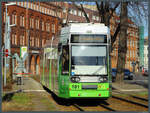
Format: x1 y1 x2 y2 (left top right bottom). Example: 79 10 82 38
41 23 112 99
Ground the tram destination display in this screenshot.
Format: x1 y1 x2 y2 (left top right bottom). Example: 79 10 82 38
71 34 107 43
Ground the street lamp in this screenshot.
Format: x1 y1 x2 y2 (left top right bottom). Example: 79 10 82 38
4 2 16 87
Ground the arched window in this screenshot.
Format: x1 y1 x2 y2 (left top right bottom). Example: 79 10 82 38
52 23 55 33
35 17 39 29
11 33 17 45
30 16 34 28
12 11 17 25
46 20 50 32
41 20 44 31
20 33 25 46
20 13 24 27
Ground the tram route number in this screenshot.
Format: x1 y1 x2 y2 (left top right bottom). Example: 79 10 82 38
72 84 80 90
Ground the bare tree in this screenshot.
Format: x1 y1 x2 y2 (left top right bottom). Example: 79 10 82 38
116 2 128 84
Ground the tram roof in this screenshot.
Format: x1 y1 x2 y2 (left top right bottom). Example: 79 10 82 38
61 23 109 35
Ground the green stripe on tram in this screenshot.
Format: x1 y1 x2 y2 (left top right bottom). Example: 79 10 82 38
49 60 52 89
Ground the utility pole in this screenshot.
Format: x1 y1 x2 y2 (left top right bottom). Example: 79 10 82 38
26 2 30 73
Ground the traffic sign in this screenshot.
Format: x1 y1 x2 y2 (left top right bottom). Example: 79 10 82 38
5 49 9 57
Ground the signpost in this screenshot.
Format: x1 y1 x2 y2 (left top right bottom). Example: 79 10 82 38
20 46 27 58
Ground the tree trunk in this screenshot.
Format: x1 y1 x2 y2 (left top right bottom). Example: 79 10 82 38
116 2 128 84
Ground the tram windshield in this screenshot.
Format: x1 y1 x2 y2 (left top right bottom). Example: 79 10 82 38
71 45 107 75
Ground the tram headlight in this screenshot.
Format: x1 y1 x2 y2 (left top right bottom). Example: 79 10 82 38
99 76 108 82
99 77 104 82
71 77 80 83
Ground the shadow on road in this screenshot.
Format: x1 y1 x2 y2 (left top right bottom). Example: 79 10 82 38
43 85 109 107
2 89 22 102
128 81 148 89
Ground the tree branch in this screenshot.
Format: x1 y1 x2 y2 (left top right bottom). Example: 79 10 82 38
72 2 90 23
110 3 120 19
111 23 120 51
95 1 101 17
80 4 90 23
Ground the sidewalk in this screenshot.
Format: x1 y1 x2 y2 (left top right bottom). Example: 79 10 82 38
12 77 44 92
112 83 148 92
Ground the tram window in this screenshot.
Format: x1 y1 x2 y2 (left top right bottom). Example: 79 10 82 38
62 45 69 75
58 43 62 53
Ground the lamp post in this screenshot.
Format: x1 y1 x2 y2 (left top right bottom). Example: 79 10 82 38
26 2 30 73
4 2 16 87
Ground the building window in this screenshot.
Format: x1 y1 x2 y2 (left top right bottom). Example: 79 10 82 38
63 7 66 13
21 2 23 7
31 3 33 9
92 15 95 20
130 40 132 47
30 17 34 28
69 9 72 14
24 2 27 8
42 7 44 13
40 6 42 12
74 10 77 15
20 15 24 27
36 3 38 10
12 13 17 25
36 38 40 47
46 22 50 32
30 36 34 47
52 24 55 33
45 8 47 14
33 4 36 10
20 35 25 46
96 16 99 21
42 39 45 47
78 11 81 16
87 13 89 18
12 34 17 45
35 18 39 29
42 21 44 31
132 41 134 47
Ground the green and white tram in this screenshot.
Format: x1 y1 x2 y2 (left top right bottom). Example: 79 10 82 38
41 23 111 99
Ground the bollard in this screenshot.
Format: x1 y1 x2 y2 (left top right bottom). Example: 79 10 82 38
17 77 22 85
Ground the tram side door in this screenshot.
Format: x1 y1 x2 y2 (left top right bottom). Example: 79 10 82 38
59 45 70 95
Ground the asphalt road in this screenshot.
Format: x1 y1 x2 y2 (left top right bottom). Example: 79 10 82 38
124 73 148 89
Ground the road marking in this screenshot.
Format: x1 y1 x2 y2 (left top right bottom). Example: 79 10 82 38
132 80 148 82
119 89 148 92
22 90 46 92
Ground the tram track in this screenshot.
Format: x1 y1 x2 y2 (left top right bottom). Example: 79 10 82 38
99 104 116 111
112 95 148 108
72 104 85 111
112 90 148 102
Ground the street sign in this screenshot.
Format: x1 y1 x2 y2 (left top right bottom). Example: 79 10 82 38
20 46 27 58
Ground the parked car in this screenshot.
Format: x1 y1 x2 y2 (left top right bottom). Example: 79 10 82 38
143 68 148 76
112 68 134 82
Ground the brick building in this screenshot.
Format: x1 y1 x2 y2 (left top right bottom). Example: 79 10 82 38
61 2 100 23
2 2 60 74
110 14 139 72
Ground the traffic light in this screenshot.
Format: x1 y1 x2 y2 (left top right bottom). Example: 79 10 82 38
5 49 9 57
